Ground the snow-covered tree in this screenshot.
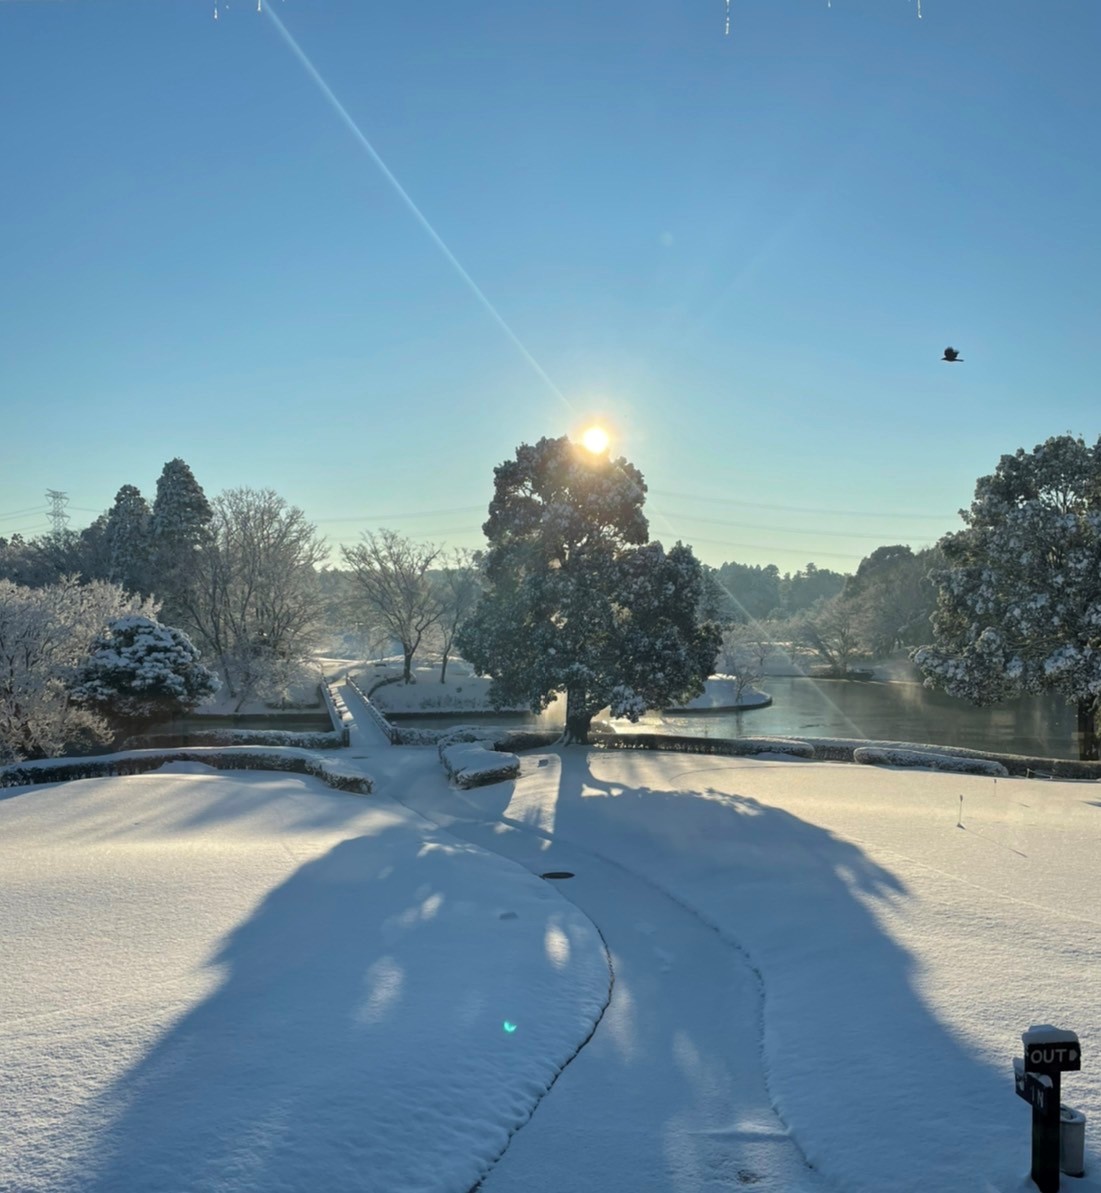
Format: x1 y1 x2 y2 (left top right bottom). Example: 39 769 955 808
104 484 151 594
457 435 721 744
713 560 783 623
913 434 1101 760
431 548 482 683
843 544 941 656
341 530 444 683
793 595 867 676
173 488 327 708
150 458 213 621
0 577 156 761
717 623 776 701
73 615 219 740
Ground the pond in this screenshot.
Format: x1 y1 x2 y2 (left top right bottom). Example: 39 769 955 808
646 677 1077 760
396 678 1080 760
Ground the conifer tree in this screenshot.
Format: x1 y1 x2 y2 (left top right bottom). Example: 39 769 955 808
151 459 213 619
104 484 151 595
457 435 721 744
73 614 218 741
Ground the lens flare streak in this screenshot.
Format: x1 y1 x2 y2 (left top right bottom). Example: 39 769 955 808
260 6 572 414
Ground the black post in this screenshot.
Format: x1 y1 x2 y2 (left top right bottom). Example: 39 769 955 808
1017 1025 1083 1193
1029 1071 1061 1193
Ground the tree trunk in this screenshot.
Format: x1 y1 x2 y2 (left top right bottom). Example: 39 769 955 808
439 652 449 683
560 687 592 745
402 647 414 683
1076 696 1099 761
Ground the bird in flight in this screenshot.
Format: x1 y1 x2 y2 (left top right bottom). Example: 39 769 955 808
942 347 964 362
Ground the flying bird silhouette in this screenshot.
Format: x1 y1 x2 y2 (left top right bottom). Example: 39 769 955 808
942 347 963 362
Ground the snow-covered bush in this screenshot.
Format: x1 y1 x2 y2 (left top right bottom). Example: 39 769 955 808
129 729 344 750
853 746 1009 777
0 746 373 792
440 742 520 788
436 726 497 757
0 577 157 762
72 615 219 740
598 732 814 759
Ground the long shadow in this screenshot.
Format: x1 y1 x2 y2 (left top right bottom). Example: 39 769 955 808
0 768 378 842
70 820 593 1193
458 751 1035 1193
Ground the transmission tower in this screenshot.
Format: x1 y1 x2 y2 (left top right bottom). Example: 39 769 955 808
45 490 70 536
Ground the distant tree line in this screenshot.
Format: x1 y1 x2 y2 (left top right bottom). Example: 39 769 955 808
8 430 1100 761
0 458 486 760
699 545 944 682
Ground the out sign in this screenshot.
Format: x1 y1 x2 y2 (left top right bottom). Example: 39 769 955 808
1022 1025 1082 1074
1026 1044 1080 1072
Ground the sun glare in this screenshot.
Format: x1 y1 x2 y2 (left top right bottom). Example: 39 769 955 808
580 426 610 454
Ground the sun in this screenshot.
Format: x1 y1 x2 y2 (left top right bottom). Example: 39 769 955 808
580 425 610 454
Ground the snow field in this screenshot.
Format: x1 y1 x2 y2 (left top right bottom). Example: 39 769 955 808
442 751 1101 1193
0 764 610 1193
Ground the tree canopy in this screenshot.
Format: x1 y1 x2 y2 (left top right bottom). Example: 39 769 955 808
914 434 1101 759
341 530 443 683
0 577 156 761
73 614 219 740
457 435 721 743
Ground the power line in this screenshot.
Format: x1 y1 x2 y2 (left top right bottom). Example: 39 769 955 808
670 533 871 563
0 506 48 523
650 488 957 522
1 523 51 538
655 507 942 541
312 505 486 525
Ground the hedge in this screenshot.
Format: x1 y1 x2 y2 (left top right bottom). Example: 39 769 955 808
0 746 373 794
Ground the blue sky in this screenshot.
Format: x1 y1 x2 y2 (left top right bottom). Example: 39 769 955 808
2 0 1099 572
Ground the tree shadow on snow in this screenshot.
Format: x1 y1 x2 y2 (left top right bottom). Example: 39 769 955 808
71 821 558 1193
462 751 1031 1193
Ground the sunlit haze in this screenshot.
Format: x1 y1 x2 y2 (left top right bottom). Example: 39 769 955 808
2 1 1099 574
580 426 611 455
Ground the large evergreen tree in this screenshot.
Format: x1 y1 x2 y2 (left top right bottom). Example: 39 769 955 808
151 458 213 619
914 434 1101 760
104 485 151 594
457 435 721 744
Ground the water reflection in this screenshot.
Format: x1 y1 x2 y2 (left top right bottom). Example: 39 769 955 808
404 678 1078 760
647 677 1077 760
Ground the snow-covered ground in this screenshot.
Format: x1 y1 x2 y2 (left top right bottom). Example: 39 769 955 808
4 688 1099 1192
0 763 608 1193
375 740 1101 1193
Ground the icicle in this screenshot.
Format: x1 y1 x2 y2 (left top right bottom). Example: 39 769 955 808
917 0 922 17
213 0 218 18
724 0 730 36
257 0 262 11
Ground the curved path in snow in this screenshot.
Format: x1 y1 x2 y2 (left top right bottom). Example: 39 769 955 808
342 685 827 1193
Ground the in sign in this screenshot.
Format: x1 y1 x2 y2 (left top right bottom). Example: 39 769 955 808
1014 1064 1053 1114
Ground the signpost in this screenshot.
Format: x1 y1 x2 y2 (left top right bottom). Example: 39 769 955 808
1014 1025 1083 1193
